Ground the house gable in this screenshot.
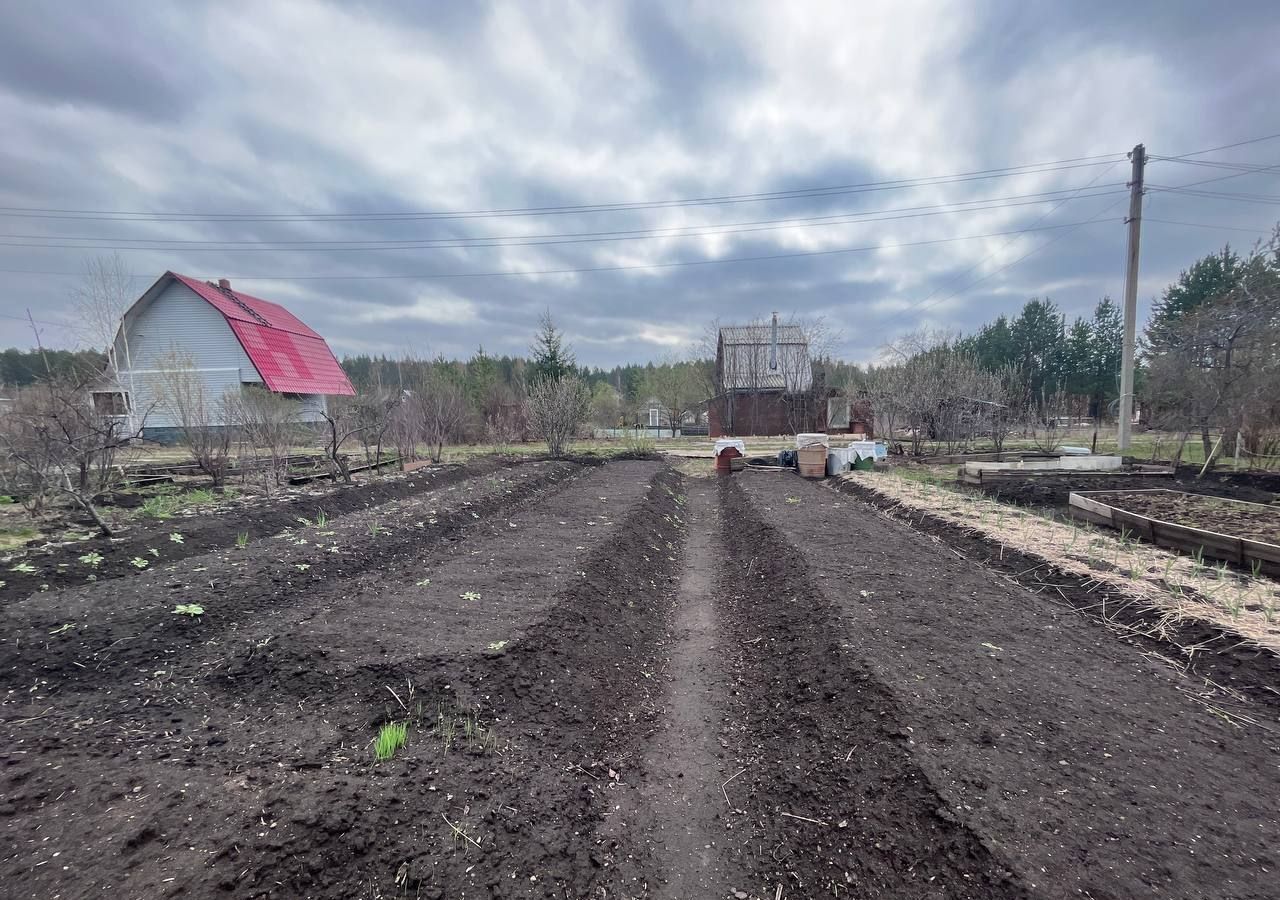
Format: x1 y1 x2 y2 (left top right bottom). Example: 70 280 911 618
117 278 262 378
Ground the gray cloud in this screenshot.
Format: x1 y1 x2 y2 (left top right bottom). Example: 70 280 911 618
1 0 1278 366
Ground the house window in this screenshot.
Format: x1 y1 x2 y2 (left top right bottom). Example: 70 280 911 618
91 391 130 416
827 397 850 429
648 407 659 428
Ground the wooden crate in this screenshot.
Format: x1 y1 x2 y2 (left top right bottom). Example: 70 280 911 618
798 447 826 478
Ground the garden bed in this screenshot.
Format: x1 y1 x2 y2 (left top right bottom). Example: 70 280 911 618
1071 488 1280 574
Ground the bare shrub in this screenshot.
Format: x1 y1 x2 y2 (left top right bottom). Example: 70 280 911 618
526 375 590 457
0 375 145 535
420 376 469 463
319 395 363 484
228 387 301 494
153 350 234 487
353 387 402 472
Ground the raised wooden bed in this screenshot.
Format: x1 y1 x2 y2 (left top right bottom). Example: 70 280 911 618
917 450 1057 466
1069 488 1280 574
960 462 1173 487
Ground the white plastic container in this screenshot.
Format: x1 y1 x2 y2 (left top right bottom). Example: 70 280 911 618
796 432 829 449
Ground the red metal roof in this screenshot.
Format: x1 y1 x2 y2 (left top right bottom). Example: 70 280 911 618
169 272 355 396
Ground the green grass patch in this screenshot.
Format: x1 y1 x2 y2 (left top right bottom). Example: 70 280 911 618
374 721 408 761
0 525 39 551
137 486 230 520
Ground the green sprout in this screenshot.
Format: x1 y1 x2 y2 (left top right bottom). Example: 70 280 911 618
294 563 311 571
460 591 481 602
486 640 508 652
374 721 408 761
78 550 104 568
235 532 249 548
416 577 431 587
172 603 204 616
9 561 38 574
169 533 184 544
147 548 160 557
49 623 75 636
130 557 149 569
314 510 329 528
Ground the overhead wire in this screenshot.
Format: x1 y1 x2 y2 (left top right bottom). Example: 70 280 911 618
0 154 1128 223
0 187 1129 253
864 160 1126 339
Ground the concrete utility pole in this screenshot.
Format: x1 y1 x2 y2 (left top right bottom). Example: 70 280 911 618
1118 143 1146 452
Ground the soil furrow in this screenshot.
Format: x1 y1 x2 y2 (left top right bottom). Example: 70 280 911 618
0 460 687 899
715 475 1027 899
740 470 1280 900
1 456 527 596
0 459 584 689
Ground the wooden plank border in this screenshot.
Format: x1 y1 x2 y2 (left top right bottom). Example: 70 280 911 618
1069 489 1280 574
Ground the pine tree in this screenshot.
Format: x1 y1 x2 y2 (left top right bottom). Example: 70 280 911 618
527 311 577 385
1145 247 1245 355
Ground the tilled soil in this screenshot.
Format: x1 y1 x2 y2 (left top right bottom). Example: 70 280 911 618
1092 490 1280 546
737 471 1280 899
3 459 1278 899
986 468 1280 510
0 456 526 597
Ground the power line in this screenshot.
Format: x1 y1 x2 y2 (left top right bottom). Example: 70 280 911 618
0 310 75 327
0 219 1114 283
1146 185 1280 205
0 156 1129 223
1145 217 1274 235
1148 160 1280 193
867 161 1126 337
1149 157 1280 174
0 184 1126 246
0 188 1129 253
1160 132 1280 159
5 133 1274 226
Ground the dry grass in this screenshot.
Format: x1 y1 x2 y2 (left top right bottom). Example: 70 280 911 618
843 470 1280 655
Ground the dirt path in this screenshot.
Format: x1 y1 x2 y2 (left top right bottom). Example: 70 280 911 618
599 480 737 899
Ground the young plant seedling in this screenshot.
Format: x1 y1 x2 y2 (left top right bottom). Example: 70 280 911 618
486 640 508 652
374 721 408 761
172 603 204 616
416 577 431 587
169 533 184 544
79 551 104 568
235 532 249 549
9 561 37 574
49 623 75 636
130 557 149 569
460 591 481 602
294 563 311 571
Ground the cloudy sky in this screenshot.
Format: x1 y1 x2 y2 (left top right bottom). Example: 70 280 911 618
1 0 1278 366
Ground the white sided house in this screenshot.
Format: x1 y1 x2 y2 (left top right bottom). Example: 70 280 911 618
96 271 355 442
